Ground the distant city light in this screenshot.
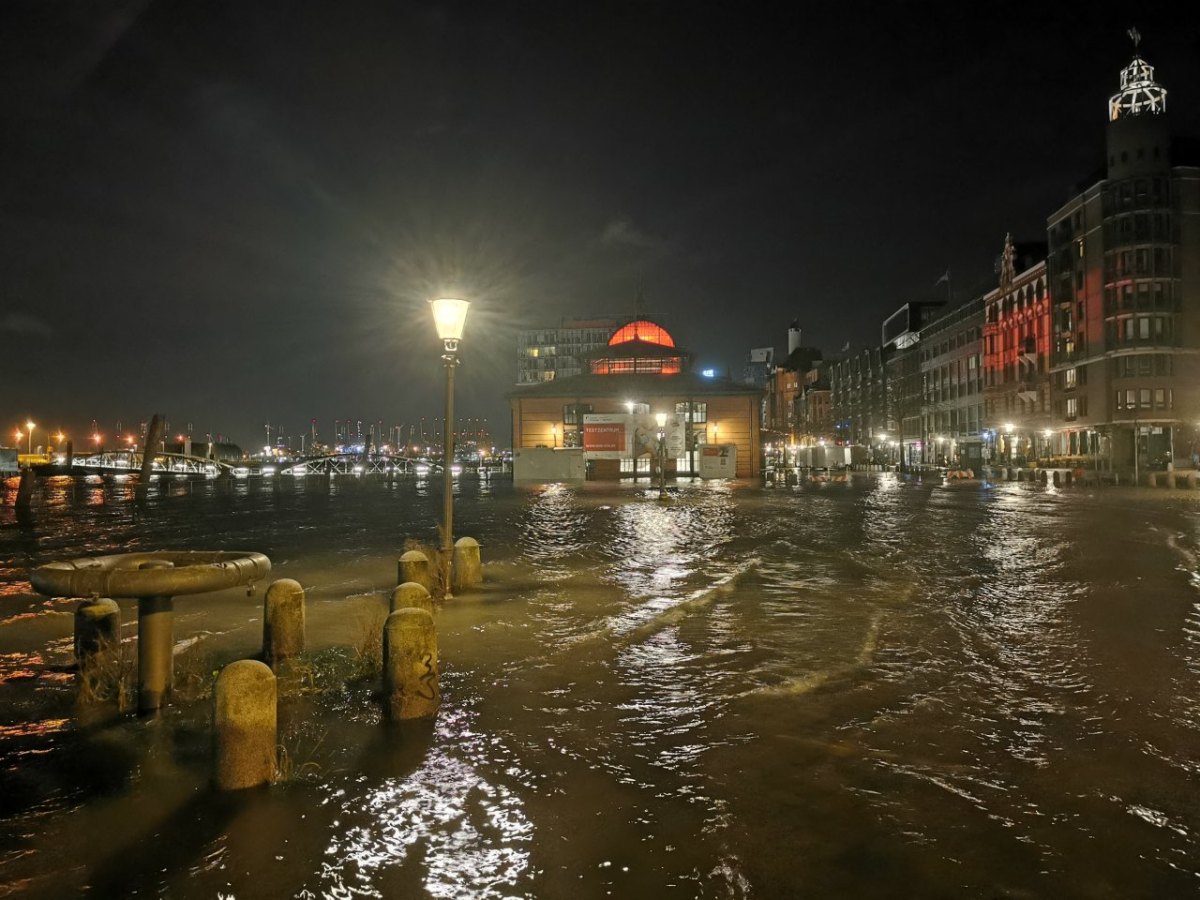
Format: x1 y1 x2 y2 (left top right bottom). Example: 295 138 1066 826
700 368 716 378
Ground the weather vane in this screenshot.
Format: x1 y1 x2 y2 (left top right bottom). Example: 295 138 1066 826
1127 27 1141 49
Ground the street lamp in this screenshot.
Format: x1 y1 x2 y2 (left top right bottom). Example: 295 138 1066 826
551 424 558 448
25 420 34 455
430 296 470 598
655 412 668 499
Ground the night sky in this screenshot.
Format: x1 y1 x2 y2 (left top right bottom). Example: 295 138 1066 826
3 2 1199 449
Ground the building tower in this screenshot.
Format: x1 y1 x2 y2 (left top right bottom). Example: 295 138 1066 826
1048 31 1199 471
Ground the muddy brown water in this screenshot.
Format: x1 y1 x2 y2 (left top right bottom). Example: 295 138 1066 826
1 473 1199 897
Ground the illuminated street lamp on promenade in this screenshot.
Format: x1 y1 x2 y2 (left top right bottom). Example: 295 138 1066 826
430 296 470 598
25 420 34 455
655 412 668 499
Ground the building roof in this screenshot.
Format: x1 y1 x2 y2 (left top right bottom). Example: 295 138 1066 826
508 370 761 399
608 319 675 347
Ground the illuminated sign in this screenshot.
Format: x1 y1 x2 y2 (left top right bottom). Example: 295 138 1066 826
583 422 626 453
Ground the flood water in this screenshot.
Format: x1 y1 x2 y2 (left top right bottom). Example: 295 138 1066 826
2 472 1200 898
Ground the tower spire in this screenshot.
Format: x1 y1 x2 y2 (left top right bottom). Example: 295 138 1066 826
1109 29 1167 121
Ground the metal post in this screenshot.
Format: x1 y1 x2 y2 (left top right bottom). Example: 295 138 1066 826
441 346 457 598
657 428 668 499
1133 418 1139 486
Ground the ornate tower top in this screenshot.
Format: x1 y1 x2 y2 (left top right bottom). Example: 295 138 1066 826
1108 29 1167 121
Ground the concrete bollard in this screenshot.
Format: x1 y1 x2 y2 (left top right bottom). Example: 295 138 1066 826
1038 470 1047 484
383 608 439 720
1016 469 1025 482
1188 472 1198 490
1064 470 1073 485
136 560 175 714
398 550 433 592
213 660 277 790
263 579 305 667
1166 472 1176 489
1052 471 1061 486
75 597 121 673
453 537 482 592
391 581 433 614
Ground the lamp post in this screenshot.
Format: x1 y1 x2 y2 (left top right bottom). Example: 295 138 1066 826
25 420 35 455
430 296 470 598
655 412 668 499
551 424 558 448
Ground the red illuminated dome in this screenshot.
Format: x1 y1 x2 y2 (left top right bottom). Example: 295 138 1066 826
608 320 675 348
590 319 685 375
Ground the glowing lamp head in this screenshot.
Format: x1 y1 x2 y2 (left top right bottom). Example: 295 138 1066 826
26 420 34 431
1003 423 1014 434
655 413 667 428
1043 429 1053 438
429 297 470 343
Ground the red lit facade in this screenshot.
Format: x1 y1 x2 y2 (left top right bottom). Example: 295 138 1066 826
982 237 1052 462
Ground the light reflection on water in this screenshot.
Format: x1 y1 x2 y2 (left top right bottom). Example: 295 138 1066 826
2 474 1200 895
310 709 534 900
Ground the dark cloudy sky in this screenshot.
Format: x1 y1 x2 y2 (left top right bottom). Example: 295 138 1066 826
3 1 1199 449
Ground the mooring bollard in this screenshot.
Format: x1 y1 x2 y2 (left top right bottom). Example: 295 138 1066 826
213 660 277 790
453 537 482 592
398 550 433 592
75 597 121 673
1166 472 1177 489
15 467 33 511
263 579 305 667
383 608 439 720
136 560 175 713
390 581 433 614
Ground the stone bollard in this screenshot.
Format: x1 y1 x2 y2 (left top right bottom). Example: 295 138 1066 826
1166 472 1176 489
1038 470 1047 484
1052 471 1061 486
263 579 305 667
213 660 277 790
391 581 434 614
75 597 121 676
1016 469 1025 482
383 608 439 720
136 560 175 714
1188 472 1198 490
453 537 482 592
398 550 433 592
1064 470 1073 485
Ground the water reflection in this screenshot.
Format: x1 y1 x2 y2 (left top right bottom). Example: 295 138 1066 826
2 476 1200 894
309 710 533 899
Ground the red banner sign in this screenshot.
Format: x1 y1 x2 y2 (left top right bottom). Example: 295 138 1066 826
583 423 626 452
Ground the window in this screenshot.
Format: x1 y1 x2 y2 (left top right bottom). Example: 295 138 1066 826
676 401 707 423
1065 368 1077 388
1066 398 1078 420
1139 389 1151 409
619 458 652 473
562 403 593 425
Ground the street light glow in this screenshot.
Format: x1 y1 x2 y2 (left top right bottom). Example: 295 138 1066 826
429 297 470 342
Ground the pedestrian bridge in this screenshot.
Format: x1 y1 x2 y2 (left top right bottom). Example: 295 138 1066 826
58 450 230 477
40 451 441 479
